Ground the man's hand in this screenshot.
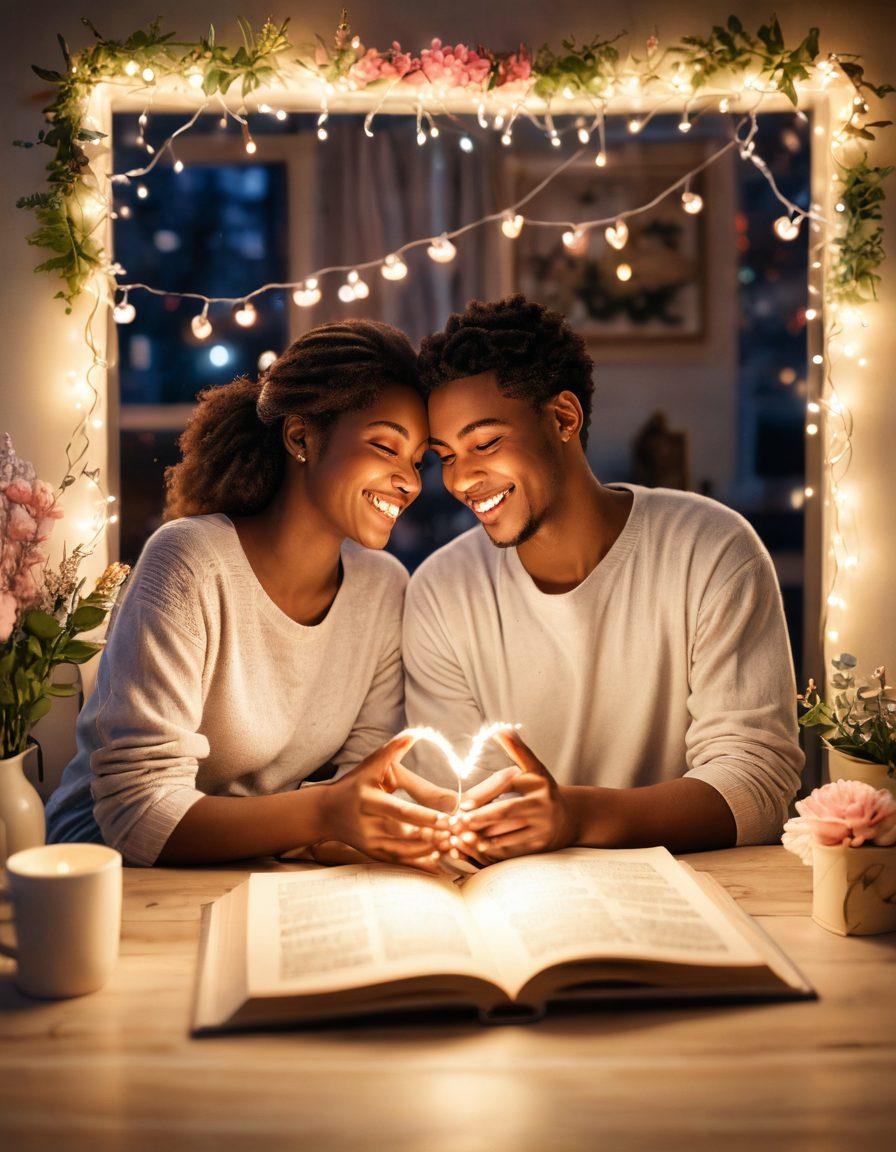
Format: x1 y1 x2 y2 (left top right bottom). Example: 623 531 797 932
456 730 580 862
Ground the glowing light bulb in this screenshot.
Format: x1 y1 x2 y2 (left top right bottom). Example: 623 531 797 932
844 555 859 570
427 235 457 264
835 201 846 213
806 422 819 436
827 629 840 642
142 67 155 83
245 138 257 155
293 278 322 307
118 205 132 219
188 70 204 89
113 299 136 324
594 151 607 168
812 354 824 365
501 213 524 239
627 117 643 134
459 135 474 153
317 126 328 141
124 60 139 77
678 118 691 133
501 132 512 146
348 270 370 299
616 262 633 282
804 486 815 499
381 254 408 281
233 301 257 328
805 307 817 320
577 126 590 144
807 401 821 414
173 159 184 174
191 312 212 340
337 282 355 303
719 97 730 113
774 216 801 241
605 220 629 250
136 185 149 200
276 109 288 122
257 350 277 372
681 191 704 215
561 228 587 254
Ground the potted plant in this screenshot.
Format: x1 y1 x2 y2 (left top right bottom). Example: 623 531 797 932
797 654 896 798
1 434 129 861
783 778 896 936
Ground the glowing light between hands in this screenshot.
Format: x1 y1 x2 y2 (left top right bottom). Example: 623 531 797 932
398 722 520 811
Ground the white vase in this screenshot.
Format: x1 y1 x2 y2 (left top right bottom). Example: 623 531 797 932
825 745 896 799
0 747 46 866
812 842 896 936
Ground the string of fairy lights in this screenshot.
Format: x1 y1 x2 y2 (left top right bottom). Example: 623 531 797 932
60 51 879 656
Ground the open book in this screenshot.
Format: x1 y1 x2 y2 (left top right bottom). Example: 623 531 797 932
191 847 814 1034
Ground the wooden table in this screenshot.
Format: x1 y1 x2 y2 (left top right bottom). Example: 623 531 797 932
1 846 894 1151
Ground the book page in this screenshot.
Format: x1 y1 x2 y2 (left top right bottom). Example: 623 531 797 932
246 866 500 996
461 847 763 999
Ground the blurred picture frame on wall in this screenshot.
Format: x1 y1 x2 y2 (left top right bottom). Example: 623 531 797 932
510 140 709 343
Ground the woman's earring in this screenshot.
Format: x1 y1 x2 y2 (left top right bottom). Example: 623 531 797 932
294 449 306 462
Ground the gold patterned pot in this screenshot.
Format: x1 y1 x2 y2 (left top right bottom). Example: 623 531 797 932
811 842 896 936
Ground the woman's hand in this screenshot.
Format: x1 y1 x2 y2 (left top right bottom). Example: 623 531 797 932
316 734 454 874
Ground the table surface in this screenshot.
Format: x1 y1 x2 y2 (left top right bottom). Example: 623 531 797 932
1 846 894 1152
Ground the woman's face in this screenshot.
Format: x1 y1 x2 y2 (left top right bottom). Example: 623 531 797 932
300 384 429 549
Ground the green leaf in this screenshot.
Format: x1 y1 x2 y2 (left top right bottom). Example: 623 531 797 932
59 639 103 664
71 604 106 632
23 610 62 640
28 697 53 724
31 64 63 83
46 681 79 698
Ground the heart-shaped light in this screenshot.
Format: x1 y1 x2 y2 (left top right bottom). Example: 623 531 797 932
605 220 629 250
399 721 519 811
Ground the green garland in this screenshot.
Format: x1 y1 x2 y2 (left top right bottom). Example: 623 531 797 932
12 12 894 311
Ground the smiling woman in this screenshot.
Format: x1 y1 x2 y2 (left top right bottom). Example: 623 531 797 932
44 318 453 871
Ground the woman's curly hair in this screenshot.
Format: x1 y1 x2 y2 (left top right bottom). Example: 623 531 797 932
417 295 594 446
164 319 420 520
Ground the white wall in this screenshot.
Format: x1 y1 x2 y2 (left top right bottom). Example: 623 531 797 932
3 1 895 783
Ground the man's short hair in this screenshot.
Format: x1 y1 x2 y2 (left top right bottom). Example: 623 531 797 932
418 294 595 446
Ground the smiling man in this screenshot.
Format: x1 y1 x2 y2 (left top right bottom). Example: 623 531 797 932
403 295 803 862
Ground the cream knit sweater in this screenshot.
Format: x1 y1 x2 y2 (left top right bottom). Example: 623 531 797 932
403 484 803 845
46 514 407 865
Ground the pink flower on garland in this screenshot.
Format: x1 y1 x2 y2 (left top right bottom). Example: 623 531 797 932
415 39 491 88
783 778 896 864
350 42 415 86
495 45 533 86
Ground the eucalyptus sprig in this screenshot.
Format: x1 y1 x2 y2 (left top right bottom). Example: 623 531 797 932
798 654 896 774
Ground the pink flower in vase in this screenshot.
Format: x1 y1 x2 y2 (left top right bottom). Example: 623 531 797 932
783 778 896 864
0 589 16 643
7 503 37 541
1 479 33 504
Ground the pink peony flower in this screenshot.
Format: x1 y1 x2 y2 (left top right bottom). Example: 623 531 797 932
782 778 896 864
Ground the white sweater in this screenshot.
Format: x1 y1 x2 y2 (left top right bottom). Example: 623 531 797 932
46 514 408 865
403 484 803 845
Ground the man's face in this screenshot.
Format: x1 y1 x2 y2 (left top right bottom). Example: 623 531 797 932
427 371 564 548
